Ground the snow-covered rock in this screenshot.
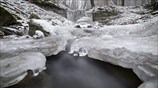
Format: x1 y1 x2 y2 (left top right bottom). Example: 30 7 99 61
0 52 46 88
31 19 55 35
76 17 92 23
75 17 102 29
133 64 158 82
75 23 92 29
69 47 88 57
33 30 45 39
0 36 67 59
70 17 158 83
138 79 158 88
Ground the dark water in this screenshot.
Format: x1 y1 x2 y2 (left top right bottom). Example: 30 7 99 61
8 51 142 88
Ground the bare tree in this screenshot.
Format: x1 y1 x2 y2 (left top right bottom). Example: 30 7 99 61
108 0 115 6
90 0 95 8
121 0 125 6
151 0 156 4
83 0 88 9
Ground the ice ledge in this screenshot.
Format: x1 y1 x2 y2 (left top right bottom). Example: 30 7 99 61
0 52 46 88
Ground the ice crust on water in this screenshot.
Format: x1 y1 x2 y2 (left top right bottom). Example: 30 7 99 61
0 52 46 88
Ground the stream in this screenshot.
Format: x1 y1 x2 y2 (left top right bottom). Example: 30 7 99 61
7 51 142 88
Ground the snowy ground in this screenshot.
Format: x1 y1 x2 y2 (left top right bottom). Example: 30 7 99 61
92 5 158 25
0 0 72 26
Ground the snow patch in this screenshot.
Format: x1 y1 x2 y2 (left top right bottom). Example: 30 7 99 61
31 19 55 35
33 30 45 39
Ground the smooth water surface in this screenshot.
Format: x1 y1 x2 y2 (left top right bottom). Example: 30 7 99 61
8 51 142 88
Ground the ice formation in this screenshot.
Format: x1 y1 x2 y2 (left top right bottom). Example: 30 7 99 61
0 52 46 88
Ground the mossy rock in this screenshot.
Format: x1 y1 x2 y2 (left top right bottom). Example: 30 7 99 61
29 22 50 37
0 6 17 26
29 13 40 19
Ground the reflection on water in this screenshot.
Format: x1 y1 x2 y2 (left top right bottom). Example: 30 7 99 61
7 51 142 88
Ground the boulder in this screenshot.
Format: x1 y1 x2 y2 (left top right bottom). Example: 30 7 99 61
75 17 94 29
29 20 50 37
0 6 17 26
92 6 119 24
33 30 45 39
0 52 46 88
29 13 40 19
76 17 93 24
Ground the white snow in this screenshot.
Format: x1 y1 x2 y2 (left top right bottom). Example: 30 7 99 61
33 30 45 39
138 79 158 88
0 52 46 88
69 17 158 85
31 19 55 35
76 17 92 23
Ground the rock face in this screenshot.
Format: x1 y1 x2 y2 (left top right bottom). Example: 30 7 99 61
29 0 67 17
92 6 118 24
0 6 17 26
62 0 152 10
64 0 114 10
113 0 152 6
0 52 46 88
0 0 72 26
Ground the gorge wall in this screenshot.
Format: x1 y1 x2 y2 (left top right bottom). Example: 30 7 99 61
63 0 153 10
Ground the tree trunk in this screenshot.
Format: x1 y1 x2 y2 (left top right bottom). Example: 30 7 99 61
83 0 88 9
90 0 95 8
121 0 125 6
108 0 115 6
151 0 156 4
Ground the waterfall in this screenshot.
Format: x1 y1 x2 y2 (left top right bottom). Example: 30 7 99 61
64 0 92 10
66 0 152 22
67 9 92 22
